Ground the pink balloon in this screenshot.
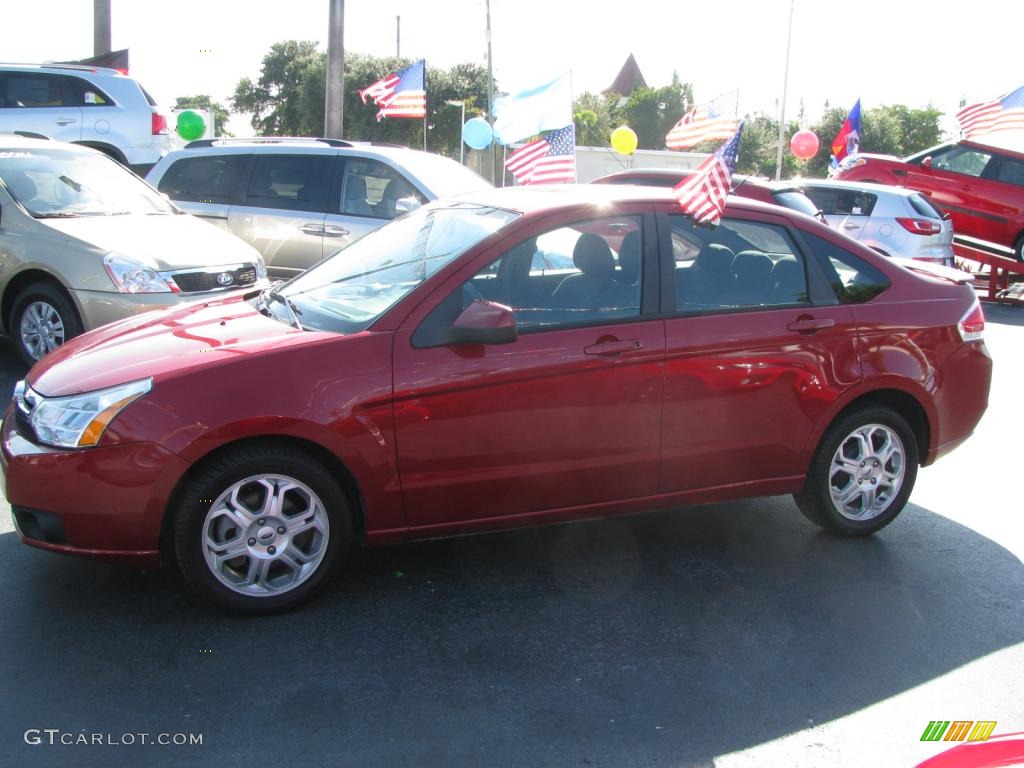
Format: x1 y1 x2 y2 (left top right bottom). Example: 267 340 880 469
790 129 820 160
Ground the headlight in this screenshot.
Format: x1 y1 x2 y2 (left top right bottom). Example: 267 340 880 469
21 378 152 448
103 253 175 293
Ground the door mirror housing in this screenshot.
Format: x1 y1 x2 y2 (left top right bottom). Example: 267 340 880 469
921 156 933 169
413 300 517 348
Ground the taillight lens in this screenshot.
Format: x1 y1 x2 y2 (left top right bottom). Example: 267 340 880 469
151 112 168 135
958 300 985 342
896 217 942 235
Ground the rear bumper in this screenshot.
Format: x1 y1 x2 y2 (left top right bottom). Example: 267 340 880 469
1 410 187 567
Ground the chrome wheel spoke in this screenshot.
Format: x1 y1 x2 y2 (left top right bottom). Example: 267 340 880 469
828 423 907 521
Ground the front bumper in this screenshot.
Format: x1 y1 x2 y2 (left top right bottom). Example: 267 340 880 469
1 410 189 567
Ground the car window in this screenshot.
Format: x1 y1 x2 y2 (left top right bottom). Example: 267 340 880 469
802 186 877 217
669 216 808 313
990 156 1024 187
803 232 890 304
245 154 330 213
425 215 643 333
908 193 944 220
157 155 250 204
772 190 822 218
927 145 992 177
2 73 69 108
339 159 423 219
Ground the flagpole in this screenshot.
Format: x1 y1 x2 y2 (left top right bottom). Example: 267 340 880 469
423 61 428 152
569 69 577 182
486 0 495 183
775 0 794 180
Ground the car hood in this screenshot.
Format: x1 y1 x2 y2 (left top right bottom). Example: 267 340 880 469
28 293 338 398
39 213 260 270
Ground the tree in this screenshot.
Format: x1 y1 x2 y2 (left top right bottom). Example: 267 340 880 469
173 95 232 137
572 91 618 147
731 112 805 178
232 40 326 136
573 73 693 150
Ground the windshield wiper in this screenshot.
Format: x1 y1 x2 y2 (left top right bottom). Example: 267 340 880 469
264 288 304 330
33 212 81 219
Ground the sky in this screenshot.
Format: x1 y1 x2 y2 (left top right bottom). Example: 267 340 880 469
2 0 1019 140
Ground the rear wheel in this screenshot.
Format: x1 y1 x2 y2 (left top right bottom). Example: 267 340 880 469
795 406 918 536
10 282 83 367
1013 234 1024 262
173 444 351 614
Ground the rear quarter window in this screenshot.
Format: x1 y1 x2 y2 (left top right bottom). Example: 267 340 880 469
908 193 944 219
803 232 890 304
803 186 877 216
157 154 250 204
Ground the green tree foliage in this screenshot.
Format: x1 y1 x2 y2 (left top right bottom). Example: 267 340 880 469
573 73 693 150
731 113 805 178
231 43 492 159
173 95 232 137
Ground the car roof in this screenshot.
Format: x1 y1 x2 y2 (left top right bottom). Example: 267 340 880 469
162 138 423 159
0 62 126 79
798 178 923 198
449 183 787 217
0 133 90 151
596 167 805 193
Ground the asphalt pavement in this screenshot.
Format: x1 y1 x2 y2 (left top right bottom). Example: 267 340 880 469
0 305 1021 768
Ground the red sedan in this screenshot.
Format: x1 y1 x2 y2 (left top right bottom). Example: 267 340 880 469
1 185 992 613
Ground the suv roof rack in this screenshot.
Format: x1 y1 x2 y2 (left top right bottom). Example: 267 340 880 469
0 62 119 75
11 131 51 140
184 137 355 149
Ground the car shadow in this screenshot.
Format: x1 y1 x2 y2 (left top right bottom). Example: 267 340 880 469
1 497 1021 767
984 303 1024 327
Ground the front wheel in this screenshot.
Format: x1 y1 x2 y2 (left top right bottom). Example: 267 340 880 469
173 444 351 614
1013 234 1024 263
795 406 918 536
11 282 83 367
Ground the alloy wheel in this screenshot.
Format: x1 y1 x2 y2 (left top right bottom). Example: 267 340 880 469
20 300 65 361
828 423 906 521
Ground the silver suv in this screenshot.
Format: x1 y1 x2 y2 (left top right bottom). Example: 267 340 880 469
0 63 171 174
800 179 954 266
146 138 492 279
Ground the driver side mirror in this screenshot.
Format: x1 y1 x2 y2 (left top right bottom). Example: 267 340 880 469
921 156 933 169
412 299 517 348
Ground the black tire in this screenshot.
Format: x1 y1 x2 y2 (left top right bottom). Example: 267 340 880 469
1013 234 1024 263
173 443 351 614
10 282 84 367
795 406 919 536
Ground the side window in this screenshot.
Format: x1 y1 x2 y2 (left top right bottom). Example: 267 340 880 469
245 154 330 212
669 215 808 313
991 156 1024 187
803 232 890 304
803 187 876 216
2 74 66 108
339 160 426 220
420 215 643 333
929 145 992 177
157 155 250 204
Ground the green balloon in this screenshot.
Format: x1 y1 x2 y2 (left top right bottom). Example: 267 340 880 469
176 110 207 141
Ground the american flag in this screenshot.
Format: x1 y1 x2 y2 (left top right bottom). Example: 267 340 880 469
957 85 1024 138
673 123 744 225
666 90 740 149
504 124 576 185
359 60 426 120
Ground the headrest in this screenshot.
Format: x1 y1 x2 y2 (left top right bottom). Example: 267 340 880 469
572 233 615 279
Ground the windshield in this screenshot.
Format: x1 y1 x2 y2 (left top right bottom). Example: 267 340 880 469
278 202 519 334
0 147 176 218
398 152 493 198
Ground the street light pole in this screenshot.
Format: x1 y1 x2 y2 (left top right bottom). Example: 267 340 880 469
485 0 495 183
775 0 795 180
325 0 345 139
93 0 111 56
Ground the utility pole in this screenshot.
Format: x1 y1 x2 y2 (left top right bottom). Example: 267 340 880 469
775 0 794 180
396 16 401 58
486 0 495 183
93 0 111 56
325 0 345 139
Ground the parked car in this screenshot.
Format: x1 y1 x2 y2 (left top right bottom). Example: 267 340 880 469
3 185 991 613
798 179 954 266
592 167 827 223
146 138 493 279
835 139 1024 260
0 135 267 365
0 63 171 174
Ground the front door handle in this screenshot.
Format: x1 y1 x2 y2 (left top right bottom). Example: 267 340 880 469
787 317 836 333
843 222 861 230
322 225 350 237
299 224 326 235
584 339 641 357
52 118 76 126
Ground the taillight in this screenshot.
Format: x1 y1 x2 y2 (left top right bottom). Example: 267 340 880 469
151 112 168 135
957 300 985 342
896 217 942 235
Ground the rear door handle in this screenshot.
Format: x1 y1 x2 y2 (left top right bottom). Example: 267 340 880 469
584 339 641 357
322 225 350 237
787 317 836 333
843 222 861 230
299 224 326 235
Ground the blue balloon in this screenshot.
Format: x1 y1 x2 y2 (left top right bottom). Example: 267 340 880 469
462 117 493 150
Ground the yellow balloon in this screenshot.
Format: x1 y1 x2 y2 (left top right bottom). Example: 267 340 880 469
611 126 638 155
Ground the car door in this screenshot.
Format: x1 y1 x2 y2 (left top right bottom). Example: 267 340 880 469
0 72 82 142
657 209 861 494
905 144 993 239
228 153 333 280
391 207 665 531
973 152 1024 249
321 158 426 259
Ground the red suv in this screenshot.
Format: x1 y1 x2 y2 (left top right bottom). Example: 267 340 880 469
2 186 992 613
835 140 1024 260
